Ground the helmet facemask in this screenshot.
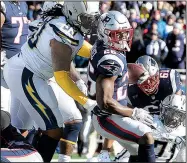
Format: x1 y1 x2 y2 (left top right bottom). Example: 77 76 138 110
76 13 100 34
104 28 134 52
160 105 186 129
138 72 160 95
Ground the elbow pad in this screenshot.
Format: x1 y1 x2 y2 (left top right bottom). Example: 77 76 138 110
54 71 88 106
77 40 92 58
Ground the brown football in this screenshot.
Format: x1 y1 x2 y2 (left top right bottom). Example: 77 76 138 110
127 63 145 84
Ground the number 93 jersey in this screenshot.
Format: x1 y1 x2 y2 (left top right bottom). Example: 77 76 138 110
87 40 129 114
21 16 84 80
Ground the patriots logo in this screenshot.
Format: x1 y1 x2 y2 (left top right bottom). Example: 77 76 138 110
100 62 119 75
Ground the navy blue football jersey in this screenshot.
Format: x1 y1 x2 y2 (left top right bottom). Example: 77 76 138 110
127 68 182 114
87 40 128 116
1 2 29 59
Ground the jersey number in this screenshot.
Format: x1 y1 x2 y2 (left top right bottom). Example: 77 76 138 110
116 72 128 101
154 140 176 161
11 17 29 44
160 70 169 78
28 22 46 49
88 62 128 101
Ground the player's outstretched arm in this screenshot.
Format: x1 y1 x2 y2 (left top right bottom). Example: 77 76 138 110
96 74 134 117
96 74 153 126
51 39 95 109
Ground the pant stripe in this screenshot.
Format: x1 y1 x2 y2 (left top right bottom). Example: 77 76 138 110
21 67 58 130
97 116 140 143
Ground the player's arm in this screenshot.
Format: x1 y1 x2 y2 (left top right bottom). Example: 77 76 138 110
96 74 133 117
0 2 6 27
170 69 182 95
77 40 92 58
51 39 93 109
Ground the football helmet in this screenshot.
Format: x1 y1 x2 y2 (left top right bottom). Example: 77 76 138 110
135 55 159 95
42 1 64 12
97 10 134 52
63 1 100 34
160 94 186 130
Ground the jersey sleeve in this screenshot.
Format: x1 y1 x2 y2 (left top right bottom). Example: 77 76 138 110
170 69 182 93
97 54 124 77
49 18 81 47
0 1 6 15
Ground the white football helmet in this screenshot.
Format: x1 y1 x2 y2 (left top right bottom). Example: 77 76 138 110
97 10 134 52
63 1 100 34
135 55 160 95
160 94 186 130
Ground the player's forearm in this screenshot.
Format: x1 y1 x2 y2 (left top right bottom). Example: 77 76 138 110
54 71 88 106
101 97 133 117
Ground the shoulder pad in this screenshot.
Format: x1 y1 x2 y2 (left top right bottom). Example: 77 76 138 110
170 69 182 93
97 55 124 77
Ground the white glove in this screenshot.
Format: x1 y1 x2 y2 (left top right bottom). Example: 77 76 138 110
76 79 88 96
83 99 97 112
131 107 154 127
1 51 7 67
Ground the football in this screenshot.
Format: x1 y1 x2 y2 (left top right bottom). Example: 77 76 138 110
127 63 146 84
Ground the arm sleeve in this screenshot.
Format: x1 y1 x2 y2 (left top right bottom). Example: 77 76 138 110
77 40 92 58
97 55 123 77
170 69 182 93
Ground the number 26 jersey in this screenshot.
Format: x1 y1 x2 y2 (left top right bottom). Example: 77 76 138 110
87 40 128 116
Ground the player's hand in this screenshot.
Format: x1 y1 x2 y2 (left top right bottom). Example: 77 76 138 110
131 107 153 127
83 99 97 112
76 79 88 96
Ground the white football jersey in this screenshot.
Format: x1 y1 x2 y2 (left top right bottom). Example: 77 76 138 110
113 115 186 162
21 16 84 79
151 115 185 162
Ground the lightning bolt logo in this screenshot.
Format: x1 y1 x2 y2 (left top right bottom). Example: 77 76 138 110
25 80 51 122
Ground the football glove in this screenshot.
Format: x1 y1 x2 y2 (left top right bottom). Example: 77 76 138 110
76 79 88 96
131 107 154 127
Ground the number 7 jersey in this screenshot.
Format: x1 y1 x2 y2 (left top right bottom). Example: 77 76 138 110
21 16 84 80
87 40 128 116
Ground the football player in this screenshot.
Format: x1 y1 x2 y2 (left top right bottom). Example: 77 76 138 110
3 2 99 162
1 1 29 114
24 2 91 162
87 11 156 162
96 56 185 162
113 94 186 162
1 110 43 162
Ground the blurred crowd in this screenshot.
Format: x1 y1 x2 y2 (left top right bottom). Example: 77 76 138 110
26 1 186 69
